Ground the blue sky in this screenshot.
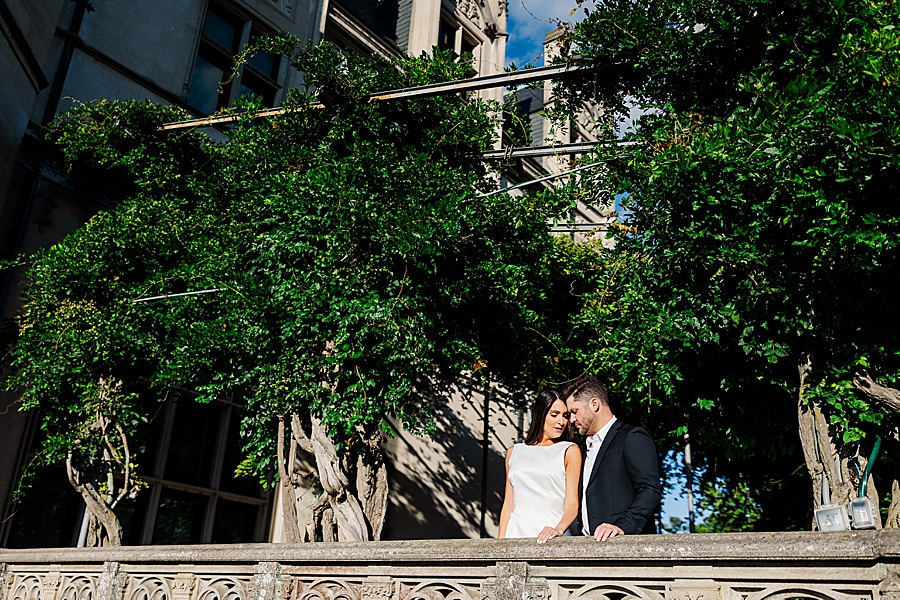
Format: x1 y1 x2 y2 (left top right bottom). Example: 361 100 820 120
505 0 588 68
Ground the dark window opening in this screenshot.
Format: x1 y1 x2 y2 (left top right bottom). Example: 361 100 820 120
188 2 281 115
438 18 456 52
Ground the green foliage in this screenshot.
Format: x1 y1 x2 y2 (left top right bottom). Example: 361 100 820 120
549 0 900 527
5 41 570 502
695 477 762 533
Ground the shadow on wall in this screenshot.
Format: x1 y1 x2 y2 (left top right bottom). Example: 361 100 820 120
382 381 518 539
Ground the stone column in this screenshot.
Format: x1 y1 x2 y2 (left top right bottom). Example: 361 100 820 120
250 562 282 600
97 562 126 600
0 563 8 600
406 0 442 56
481 562 548 600
880 563 900 600
669 580 721 600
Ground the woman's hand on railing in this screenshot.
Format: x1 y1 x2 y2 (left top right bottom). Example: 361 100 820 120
536 526 562 544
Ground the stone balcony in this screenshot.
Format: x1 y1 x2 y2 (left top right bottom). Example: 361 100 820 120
2 531 898 600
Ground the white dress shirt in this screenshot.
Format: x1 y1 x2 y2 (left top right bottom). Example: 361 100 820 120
581 415 617 535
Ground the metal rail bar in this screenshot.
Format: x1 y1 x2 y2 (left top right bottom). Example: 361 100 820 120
132 288 223 303
475 158 614 198
548 223 611 232
158 62 619 131
480 140 639 160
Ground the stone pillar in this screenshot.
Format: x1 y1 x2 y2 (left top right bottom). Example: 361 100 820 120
249 562 282 600
0 563 8 600
97 562 126 600
172 574 196 600
880 563 900 600
669 580 721 600
481 562 548 600
406 0 441 57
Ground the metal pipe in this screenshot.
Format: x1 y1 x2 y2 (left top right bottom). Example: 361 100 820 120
479 381 490 538
859 435 882 498
548 223 610 233
479 141 638 160
158 63 621 130
475 159 614 198
132 288 222 303
685 430 695 534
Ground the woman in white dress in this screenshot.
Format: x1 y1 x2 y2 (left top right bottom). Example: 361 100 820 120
498 389 582 543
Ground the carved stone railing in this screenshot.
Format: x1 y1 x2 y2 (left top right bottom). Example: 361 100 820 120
2 531 899 600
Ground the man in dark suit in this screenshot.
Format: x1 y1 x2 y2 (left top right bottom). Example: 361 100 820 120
563 375 660 541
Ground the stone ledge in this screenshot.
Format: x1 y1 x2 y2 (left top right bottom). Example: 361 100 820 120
0 529 898 565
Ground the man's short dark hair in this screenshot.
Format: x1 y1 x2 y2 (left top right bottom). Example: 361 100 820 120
562 375 609 407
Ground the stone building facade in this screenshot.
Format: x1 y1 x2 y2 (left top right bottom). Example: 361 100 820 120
0 0 518 548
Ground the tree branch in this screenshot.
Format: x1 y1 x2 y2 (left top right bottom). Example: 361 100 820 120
853 370 900 413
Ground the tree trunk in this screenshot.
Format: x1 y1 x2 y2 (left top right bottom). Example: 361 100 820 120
65 451 123 546
852 371 900 526
277 416 305 543
276 412 380 541
355 435 388 540
797 353 881 529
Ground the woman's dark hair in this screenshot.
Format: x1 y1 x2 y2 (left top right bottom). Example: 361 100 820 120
523 390 572 445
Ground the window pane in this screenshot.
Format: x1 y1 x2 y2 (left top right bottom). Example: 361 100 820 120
203 7 240 51
461 37 476 56
210 499 258 543
134 392 166 473
188 53 227 115
438 19 456 51
247 52 277 80
152 488 206 544
237 70 276 107
248 31 278 80
116 489 150 546
219 409 261 496
164 399 219 487
6 467 82 548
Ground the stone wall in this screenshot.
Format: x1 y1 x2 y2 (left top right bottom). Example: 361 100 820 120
1 531 898 600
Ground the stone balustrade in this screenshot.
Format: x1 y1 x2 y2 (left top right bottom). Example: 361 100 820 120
1 531 899 600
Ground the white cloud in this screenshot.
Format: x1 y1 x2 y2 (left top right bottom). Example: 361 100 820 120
505 0 586 68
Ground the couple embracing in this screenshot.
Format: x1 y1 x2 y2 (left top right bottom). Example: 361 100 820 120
498 375 661 542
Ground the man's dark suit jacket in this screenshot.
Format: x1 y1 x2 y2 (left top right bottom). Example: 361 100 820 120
571 420 661 536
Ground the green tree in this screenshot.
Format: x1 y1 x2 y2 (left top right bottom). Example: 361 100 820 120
551 0 900 527
4 41 567 544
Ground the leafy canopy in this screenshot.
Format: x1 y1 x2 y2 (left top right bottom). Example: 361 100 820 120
7 41 569 491
550 0 900 527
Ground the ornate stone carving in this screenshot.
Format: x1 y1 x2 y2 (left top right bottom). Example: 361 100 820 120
360 578 393 600
41 573 62 600
9 575 43 600
454 0 481 24
57 576 95 600
196 578 247 600
125 576 171 600
271 0 296 21
670 580 720 600
408 581 475 600
736 585 872 600
172 575 196 600
295 579 358 600
560 583 663 600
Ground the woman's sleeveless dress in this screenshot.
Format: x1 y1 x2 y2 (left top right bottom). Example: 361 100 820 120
505 441 574 538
